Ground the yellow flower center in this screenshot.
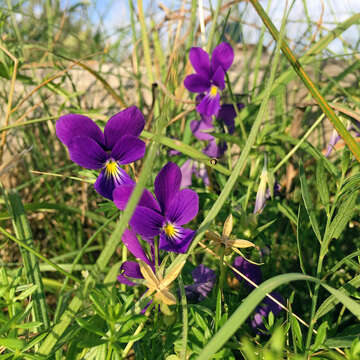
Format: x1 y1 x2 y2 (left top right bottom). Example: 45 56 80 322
209 85 218 97
105 159 122 183
164 223 177 238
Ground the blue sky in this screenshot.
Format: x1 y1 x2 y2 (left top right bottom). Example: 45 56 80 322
60 0 360 53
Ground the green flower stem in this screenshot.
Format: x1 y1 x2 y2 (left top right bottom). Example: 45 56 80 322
122 301 156 358
138 0 154 84
215 245 226 332
178 272 188 360
206 0 222 53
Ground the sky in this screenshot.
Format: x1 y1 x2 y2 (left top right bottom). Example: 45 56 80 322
56 0 360 54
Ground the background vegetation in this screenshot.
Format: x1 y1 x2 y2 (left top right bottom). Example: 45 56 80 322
0 0 359 359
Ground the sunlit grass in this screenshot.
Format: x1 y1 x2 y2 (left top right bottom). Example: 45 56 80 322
0 1 359 359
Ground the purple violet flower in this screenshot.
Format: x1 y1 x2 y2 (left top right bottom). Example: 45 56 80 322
184 42 234 117
251 292 284 332
233 256 262 289
113 162 199 254
180 159 209 188
233 256 284 332
56 106 146 200
183 264 216 302
191 102 243 158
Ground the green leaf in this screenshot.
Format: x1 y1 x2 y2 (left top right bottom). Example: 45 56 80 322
311 321 328 351
315 275 360 320
299 162 322 243
316 161 330 212
14 284 38 301
322 191 357 257
290 314 303 352
325 336 358 348
278 202 297 224
0 337 25 351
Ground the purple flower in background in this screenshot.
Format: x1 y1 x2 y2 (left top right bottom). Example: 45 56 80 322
190 119 227 158
117 228 155 286
326 121 360 157
233 256 262 289
251 292 284 332
191 102 244 158
184 42 234 117
180 159 209 188
56 106 146 200
217 103 244 133
183 265 216 302
113 162 199 253
233 256 284 333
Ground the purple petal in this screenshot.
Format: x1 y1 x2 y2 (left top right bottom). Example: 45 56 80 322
56 114 105 148
263 291 284 316
189 47 211 78
94 167 134 200
113 184 160 212
233 256 262 288
67 136 107 169
196 92 221 117
111 135 145 164
167 189 199 225
210 42 234 73
190 120 214 141
169 149 181 156
325 129 341 157
192 264 216 284
117 261 143 286
180 160 194 189
154 162 182 213
130 206 163 238
193 162 210 186
122 228 152 265
203 139 227 158
184 74 211 93
159 227 195 253
251 306 268 330
104 106 145 150
184 265 216 301
217 103 244 134
211 66 225 90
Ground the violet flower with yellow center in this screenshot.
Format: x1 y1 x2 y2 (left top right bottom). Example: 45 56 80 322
113 162 199 253
184 42 234 117
56 106 145 200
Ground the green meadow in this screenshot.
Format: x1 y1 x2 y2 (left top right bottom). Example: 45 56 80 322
0 1 359 359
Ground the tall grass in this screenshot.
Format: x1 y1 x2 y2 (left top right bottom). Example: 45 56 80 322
0 1 359 359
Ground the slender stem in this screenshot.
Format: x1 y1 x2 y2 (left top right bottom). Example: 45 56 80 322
215 245 226 331
225 73 247 140
305 174 345 350
129 0 143 108
186 0 198 49
178 272 188 360
273 113 325 173
207 0 222 52
138 0 154 84
122 302 156 357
